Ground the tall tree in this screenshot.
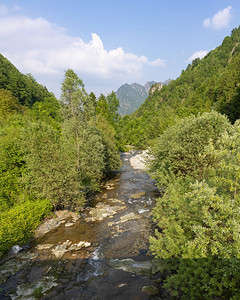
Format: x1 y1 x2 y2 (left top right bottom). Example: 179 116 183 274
60 69 87 172
106 91 120 126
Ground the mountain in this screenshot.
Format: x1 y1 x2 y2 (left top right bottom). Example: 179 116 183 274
116 80 170 116
116 82 150 116
118 26 240 147
0 54 53 106
144 81 156 93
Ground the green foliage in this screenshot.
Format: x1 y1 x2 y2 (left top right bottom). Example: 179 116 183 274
120 26 240 147
150 112 240 298
163 258 240 299
0 65 121 256
33 286 44 299
0 199 52 256
150 180 240 260
22 120 86 209
97 115 122 173
60 69 112 196
150 111 231 187
0 54 53 106
0 120 26 212
61 117 105 195
96 92 120 127
0 89 22 122
30 95 61 129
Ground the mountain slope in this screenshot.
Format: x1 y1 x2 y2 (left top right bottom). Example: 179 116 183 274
0 54 53 106
118 26 240 147
116 80 170 116
116 82 152 116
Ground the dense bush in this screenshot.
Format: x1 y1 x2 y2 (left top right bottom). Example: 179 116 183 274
149 112 240 298
0 199 52 256
150 111 232 186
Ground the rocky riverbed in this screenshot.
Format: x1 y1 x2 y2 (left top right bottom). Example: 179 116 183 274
0 151 161 300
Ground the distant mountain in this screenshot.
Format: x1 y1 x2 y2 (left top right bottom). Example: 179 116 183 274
144 81 157 93
116 80 170 116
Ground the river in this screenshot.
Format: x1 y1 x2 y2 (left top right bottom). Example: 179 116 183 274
0 151 160 300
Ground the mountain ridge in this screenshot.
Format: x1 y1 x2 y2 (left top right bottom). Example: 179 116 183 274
116 80 170 115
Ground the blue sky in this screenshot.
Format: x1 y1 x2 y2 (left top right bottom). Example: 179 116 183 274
0 0 240 97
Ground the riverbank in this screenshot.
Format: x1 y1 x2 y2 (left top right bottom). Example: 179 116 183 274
129 150 150 170
0 152 160 299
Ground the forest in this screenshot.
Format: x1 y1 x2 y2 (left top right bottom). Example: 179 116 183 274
1 25 240 299
0 63 121 256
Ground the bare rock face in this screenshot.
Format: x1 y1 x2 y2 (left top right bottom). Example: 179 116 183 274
149 83 163 95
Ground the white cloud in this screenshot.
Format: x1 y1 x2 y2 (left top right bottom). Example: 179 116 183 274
0 9 165 96
147 58 166 67
187 50 208 62
203 18 211 28
203 6 232 30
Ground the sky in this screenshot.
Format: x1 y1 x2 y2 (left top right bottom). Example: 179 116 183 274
0 0 240 98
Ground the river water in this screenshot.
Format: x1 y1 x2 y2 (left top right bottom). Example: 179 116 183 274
0 152 160 300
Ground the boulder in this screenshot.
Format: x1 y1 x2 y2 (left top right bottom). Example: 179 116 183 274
108 258 152 275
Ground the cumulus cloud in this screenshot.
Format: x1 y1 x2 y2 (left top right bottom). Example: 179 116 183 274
187 50 208 62
0 10 165 83
203 6 232 30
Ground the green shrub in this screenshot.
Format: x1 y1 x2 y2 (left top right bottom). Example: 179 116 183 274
164 258 240 300
0 199 52 257
150 111 232 187
149 112 240 298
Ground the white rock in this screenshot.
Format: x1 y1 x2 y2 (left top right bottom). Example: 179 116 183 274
10 245 22 255
36 244 54 250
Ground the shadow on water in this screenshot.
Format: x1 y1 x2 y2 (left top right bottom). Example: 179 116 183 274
0 255 160 300
0 152 162 300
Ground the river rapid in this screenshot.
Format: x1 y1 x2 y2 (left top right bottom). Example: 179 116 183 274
0 151 161 300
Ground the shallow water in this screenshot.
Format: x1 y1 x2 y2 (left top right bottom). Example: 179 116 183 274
0 152 160 300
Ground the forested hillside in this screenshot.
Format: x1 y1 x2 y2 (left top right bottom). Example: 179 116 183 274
0 59 121 257
137 26 240 299
0 54 53 107
118 26 240 147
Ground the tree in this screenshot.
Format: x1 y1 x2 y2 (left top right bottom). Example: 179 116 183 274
60 69 87 172
60 69 110 195
106 91 120 126
149 111 232 187
22 120 85 209
149 112 240 298
0 89 22 122
96 92 120 127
